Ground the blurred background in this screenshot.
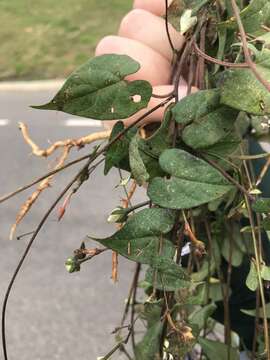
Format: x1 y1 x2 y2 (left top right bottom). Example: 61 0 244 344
0 0 131 80
0 1 151 360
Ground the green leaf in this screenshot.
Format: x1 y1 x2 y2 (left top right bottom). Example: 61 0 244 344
241 302 270 318
134 321 162 360
129 133 150 185
189 303 217 331
172 89 221 125
182 107 238 149
104 121 136 174
221 238 243 267
262 217 270 230
198 337 239 360
136 300 163 329
252 197 270 213
202 131 241 169
213 28 227 74
32 54 152 120
89 208 176 265
221 49 270 116
246 261 258 291
148 149 233 209
261 265 270 281
129 106 173 183
145 260 190 291
209 282 223 302
219 0 270 35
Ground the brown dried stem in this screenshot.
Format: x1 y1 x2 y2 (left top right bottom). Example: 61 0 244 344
18 122 110 157
9 123 111 240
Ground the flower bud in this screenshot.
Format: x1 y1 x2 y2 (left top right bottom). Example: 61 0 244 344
107 207 128 223
65 256 80 273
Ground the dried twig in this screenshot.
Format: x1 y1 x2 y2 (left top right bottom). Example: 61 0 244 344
19 122 110 157
9 145 71 240
9 125 111 240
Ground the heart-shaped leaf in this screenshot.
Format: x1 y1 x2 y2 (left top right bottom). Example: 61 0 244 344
148 149 233 209
221 49 270 116
89 208 176 265
145 259 190 291
172 89 221 125
182 106 238 149
32 54 152 120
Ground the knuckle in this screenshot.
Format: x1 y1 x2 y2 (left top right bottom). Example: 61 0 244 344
95 35 117 56
119 9 148 36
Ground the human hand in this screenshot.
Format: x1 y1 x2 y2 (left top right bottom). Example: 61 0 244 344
95 0 189 127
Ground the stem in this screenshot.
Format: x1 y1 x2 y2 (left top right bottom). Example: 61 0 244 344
101 319 137 360
126 201 150 214
120 263 141 327
0 153 104 204
203 156 254 201
165 0 177 54
130 263 141 352
1 157 95 360
193 42 249 68
245 196 270 358
230 0 270 93
240 148 269 356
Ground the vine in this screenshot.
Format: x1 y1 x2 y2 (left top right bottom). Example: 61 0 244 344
2 0 270 359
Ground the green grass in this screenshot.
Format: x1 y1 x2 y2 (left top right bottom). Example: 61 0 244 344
0 0 132 80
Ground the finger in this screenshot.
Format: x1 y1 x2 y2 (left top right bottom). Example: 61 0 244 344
103 82 195 129
133 0 173 16
95 35 171 86
119 9 184 60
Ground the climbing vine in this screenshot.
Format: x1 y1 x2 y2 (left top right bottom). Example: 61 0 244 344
2 0 270 359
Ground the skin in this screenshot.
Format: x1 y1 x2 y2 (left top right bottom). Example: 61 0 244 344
95 0 189 127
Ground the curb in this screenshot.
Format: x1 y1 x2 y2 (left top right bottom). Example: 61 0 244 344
0 79 65 91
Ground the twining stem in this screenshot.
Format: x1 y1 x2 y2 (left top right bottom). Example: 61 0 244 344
203 156 254 200
120 263 141 327
101 315 139 360
241 149 270 357
165 0 177 54
193 42 249 68
244 195 270 358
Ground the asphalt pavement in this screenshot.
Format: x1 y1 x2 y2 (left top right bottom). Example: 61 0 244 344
0 84 146 360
